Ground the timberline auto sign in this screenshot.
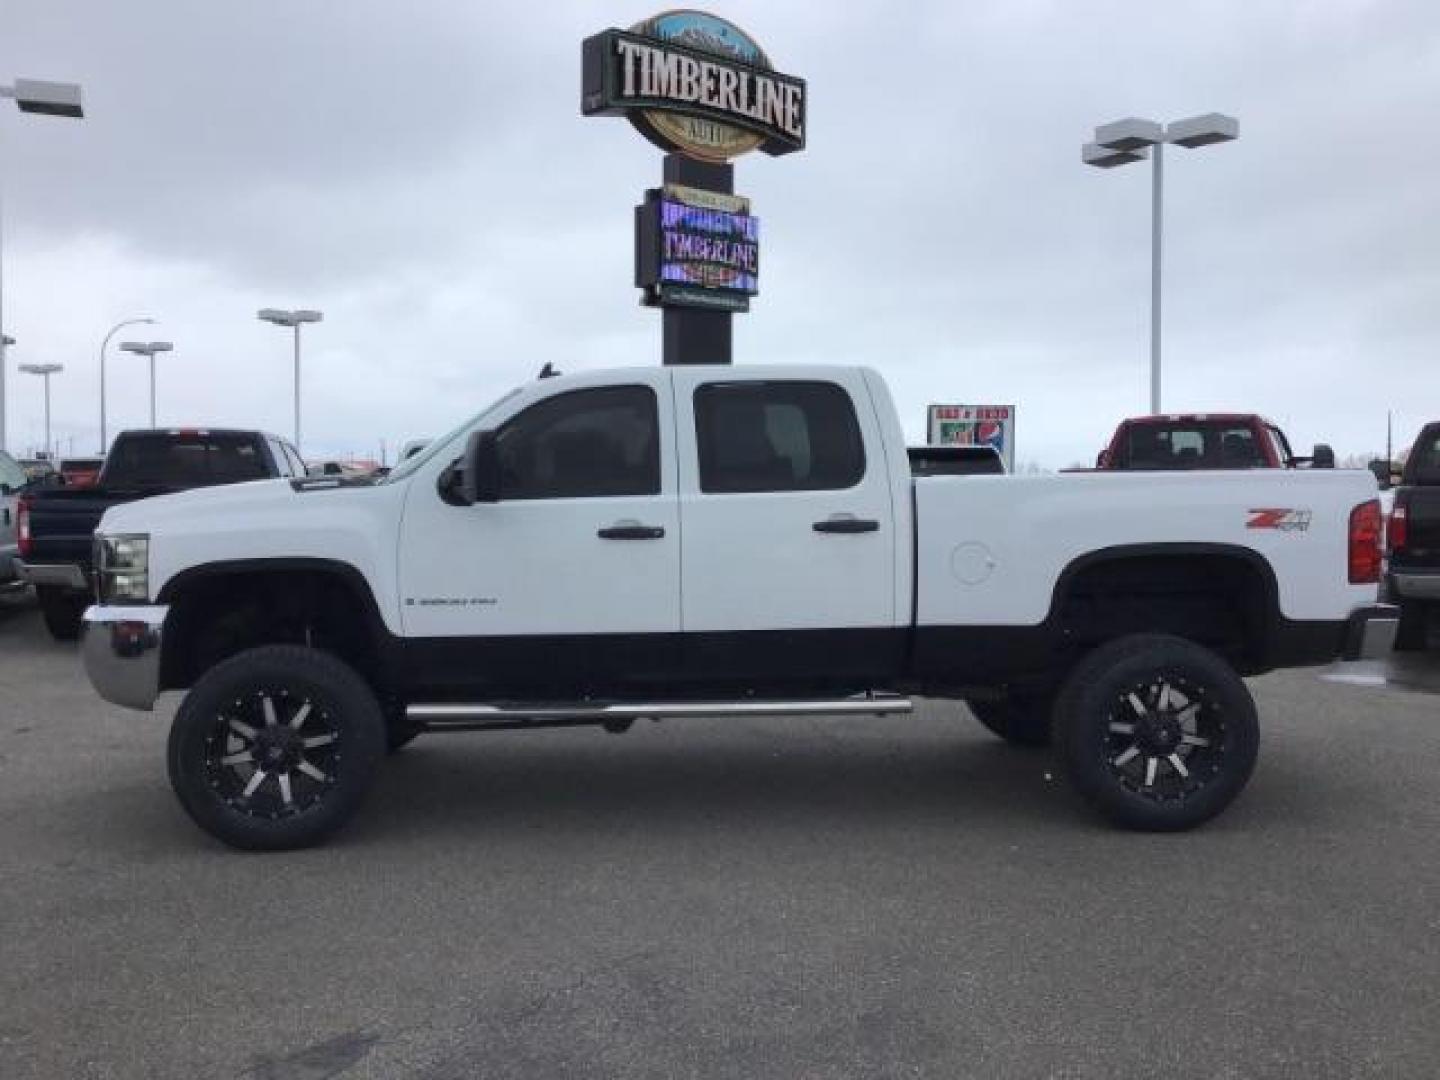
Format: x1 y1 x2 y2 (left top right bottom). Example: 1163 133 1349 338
582 11 806 162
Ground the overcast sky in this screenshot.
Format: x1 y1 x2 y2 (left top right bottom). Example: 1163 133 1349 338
3 0 1438 467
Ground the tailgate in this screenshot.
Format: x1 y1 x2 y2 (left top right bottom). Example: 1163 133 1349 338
25 493 116 564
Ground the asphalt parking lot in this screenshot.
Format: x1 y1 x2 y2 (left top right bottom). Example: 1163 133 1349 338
2 588 1438 1080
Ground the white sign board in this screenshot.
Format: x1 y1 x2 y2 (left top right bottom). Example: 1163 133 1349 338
926 404 1016 472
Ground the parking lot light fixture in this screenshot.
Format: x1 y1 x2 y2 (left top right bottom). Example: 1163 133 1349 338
1083 112 1239 413
119 341 175 427
0 75 86 454
18 361 62 460
1 79 85 119
100 317 156 453
257 308 323 453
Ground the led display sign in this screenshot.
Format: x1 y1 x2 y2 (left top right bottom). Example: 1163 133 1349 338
637 184 759 312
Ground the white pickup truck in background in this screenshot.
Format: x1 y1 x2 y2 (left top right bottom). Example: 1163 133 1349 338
80 364 1395 849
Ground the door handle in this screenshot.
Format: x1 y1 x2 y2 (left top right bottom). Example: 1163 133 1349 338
598 520 666 540
813 515 880 534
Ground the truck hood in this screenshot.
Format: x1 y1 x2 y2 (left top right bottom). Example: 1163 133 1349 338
98 478 305 534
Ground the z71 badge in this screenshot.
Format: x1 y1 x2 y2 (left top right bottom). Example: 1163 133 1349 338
1246 508 1313 532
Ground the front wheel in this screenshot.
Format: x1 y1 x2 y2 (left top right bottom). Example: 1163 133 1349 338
1395 601 1431 651
1054 634 1259 831
167 645 386 850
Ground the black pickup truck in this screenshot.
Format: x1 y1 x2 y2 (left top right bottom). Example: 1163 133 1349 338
17 428 304 639
1387 422 1440 649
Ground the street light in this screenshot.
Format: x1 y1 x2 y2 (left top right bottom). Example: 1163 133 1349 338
119 341 174 427
257 308 323 453
0 76 86 453
1082 112 1239 413
99 317 156 453
18 361 62 461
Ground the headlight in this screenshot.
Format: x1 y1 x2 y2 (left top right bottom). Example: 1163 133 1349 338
96 534 150 603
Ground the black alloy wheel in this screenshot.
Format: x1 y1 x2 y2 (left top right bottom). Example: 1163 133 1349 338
203 689 342 818
1055 634 1259 831
1098 673 1225 800
168 646 385 850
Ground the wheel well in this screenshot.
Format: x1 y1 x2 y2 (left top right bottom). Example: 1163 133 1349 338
1053 552 1274 674
159 567 389 694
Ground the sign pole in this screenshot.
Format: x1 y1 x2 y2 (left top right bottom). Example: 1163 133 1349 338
661 154 733 366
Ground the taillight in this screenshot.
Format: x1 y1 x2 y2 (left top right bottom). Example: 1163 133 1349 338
16 495 31 558
1349 499 1382 584
1388 495 1409 554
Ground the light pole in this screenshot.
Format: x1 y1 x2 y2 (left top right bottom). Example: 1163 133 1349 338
99 317 156 453
257 308 323 453
0 77 85 453
119 340 174 427
1083 113 1238 414
18 361 62 461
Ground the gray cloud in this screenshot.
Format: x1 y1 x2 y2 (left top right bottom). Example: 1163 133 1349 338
3 0 1438 465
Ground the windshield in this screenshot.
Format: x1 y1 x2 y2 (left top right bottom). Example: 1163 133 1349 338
380 387 523 484
0 452 25 491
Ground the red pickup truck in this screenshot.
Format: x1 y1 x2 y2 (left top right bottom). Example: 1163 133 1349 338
1096 413 1334 471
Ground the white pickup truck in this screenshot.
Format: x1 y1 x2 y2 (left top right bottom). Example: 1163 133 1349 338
81 365 1396 849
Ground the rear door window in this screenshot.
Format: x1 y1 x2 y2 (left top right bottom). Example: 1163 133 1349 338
693 381 866 493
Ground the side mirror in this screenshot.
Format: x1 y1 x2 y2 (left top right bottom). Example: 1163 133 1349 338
1311 443 1335 469
460 429 502 504
0 483 10 497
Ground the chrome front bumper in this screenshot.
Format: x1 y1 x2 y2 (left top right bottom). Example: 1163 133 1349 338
16 561 90 591
81 604 169 711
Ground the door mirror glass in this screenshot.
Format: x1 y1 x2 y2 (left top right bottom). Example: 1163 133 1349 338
462 429 501 504
1311 443 1335 469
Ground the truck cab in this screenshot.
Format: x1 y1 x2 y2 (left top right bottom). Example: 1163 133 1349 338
1096 413 1332 471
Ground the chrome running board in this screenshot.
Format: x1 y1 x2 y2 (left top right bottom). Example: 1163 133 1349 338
407 692 912 730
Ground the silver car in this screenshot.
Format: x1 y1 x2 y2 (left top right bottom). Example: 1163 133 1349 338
0 451 26 588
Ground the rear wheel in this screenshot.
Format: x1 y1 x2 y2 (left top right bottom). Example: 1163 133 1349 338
1395 600 1431 651
968 692 1054 747
37 585 86 641
167 645 386 850
1054 634 1258 831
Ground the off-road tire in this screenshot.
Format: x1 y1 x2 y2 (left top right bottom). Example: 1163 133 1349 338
1395 600 1431 651
1054 634 1259 831
167 645 386 850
